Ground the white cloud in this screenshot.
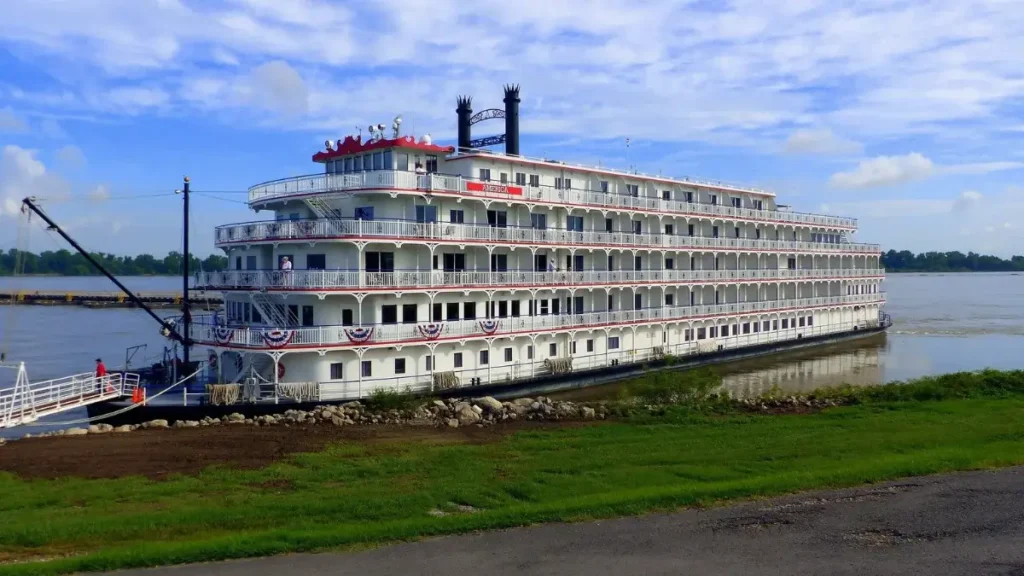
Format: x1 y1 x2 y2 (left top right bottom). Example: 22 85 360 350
0 145 71 216
56 145 86 168
88 184 110 202
0 108 28 133
783 128 861 155
247 60 308 116
40 119 68 139
952 190 983 212
941 161 1024 175
829 152 935 189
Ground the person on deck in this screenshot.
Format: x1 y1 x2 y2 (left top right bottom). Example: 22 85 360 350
95 358 110 394
280 256 293 287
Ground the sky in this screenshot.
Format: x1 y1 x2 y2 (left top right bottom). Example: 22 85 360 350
0 0 1023 258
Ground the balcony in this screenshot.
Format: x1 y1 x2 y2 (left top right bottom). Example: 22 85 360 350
215 218 882 254
246 170 858 230
197 268 886 293
191 293 886 351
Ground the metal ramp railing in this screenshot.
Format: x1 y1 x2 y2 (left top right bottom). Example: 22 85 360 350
0 363 141 428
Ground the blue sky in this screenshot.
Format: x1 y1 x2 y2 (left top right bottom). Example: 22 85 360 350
1 0 1023 257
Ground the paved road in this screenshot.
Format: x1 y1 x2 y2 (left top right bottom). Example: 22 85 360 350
113 467 1024 576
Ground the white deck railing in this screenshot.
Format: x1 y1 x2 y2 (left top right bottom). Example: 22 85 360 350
190 294 885 351
197 268 885 292
246 170 858 230
215 218 880 254
0 369 141 428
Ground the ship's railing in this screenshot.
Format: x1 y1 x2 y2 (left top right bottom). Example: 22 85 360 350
197 268 886 292
246 170 858 229
0 372 140 428
190 294 886 351
215 218 881 253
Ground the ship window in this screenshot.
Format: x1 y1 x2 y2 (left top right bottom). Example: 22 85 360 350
755 199 763 210
381 305 398 324
500 172 508 184
454 352 463 368
529 174 539 187
607 294 613 310
753 321 759 333
449 209 464 223
504 347 513 362
773 319 779 330
531 213 547 229
512 300 521 317
698 328 706 339
567 215 584 232
626 184 639 197
600 180 609 193
763 321 770 331
395 358 406 374
486 210 507 228
587 339 594 352
722 325 730 337
498 300 508 317
782 318 789 329
572 341 577 354
606 218 613 232
329 363 343 380
634 255 642 271
361 360 372 378
799 317 806 327
480 168 491 181
425 155 437 173
396 153 408 171
710 326 717 338
342 309 353 326
686 191 693 203
364 154 372 170
666 258 674 269
743 322 751 334
302 306 314 327
355 206 374 220
235 256 242 270
515 172 526 185
246 255 257 270
433 302 442 321
527 345 534 359
402 304 417 324
710 194 718 205
464 301 477 320
443 253 465 272
416 205 437 223
634 294 642 309
662 190 670 200
425 356 433 371
382 150 392 169
343 157 352 172
732 197 741 208
665 224 674 235
756 229 761 239
665 294 674 306
540 299 549 315
365 252 394 273
479 350 489 365
306 254 326 269
446 302 459 320
372 152 383 170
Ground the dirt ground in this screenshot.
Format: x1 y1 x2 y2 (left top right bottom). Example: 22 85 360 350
0 421 583 481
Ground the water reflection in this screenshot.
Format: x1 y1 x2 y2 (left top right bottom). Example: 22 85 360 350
719 335 885 398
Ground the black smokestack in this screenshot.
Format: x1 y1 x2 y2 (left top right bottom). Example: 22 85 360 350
503 84 520 156
456 95 472 151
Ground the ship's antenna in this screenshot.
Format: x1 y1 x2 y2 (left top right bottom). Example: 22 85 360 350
625 137 632 173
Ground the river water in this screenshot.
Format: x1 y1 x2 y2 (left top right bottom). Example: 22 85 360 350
2 273 1023 436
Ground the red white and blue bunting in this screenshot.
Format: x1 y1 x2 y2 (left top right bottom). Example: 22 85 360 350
418 323 444 340
212 325 235 345
345 327 374 344
261 329 295 348
479 319 500 335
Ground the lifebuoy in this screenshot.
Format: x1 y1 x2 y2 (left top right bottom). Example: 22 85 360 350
277 362 286 379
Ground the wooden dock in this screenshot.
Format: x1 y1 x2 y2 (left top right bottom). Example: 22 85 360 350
0 290 223 309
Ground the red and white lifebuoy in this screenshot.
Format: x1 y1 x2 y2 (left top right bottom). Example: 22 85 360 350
277 362 286 380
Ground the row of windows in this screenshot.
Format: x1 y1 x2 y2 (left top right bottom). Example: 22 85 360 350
329 315 816 379
479 169 765 210
683 315 813 340
325 152 440 174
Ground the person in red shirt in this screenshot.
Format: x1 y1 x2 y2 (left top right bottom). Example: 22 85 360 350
95 358 109 394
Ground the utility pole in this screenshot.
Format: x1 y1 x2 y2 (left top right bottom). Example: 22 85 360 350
181 177 191 367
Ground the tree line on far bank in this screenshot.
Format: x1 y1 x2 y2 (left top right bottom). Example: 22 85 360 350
2 248 1023 276
0 249 228 276
882 250 1024 272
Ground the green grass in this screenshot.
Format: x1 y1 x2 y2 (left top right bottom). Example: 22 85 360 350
3 371 1024 574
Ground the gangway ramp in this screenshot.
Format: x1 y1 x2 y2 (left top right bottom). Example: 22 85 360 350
0 363 140 428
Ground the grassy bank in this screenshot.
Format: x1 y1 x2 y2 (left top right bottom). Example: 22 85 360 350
3 370 1024 575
